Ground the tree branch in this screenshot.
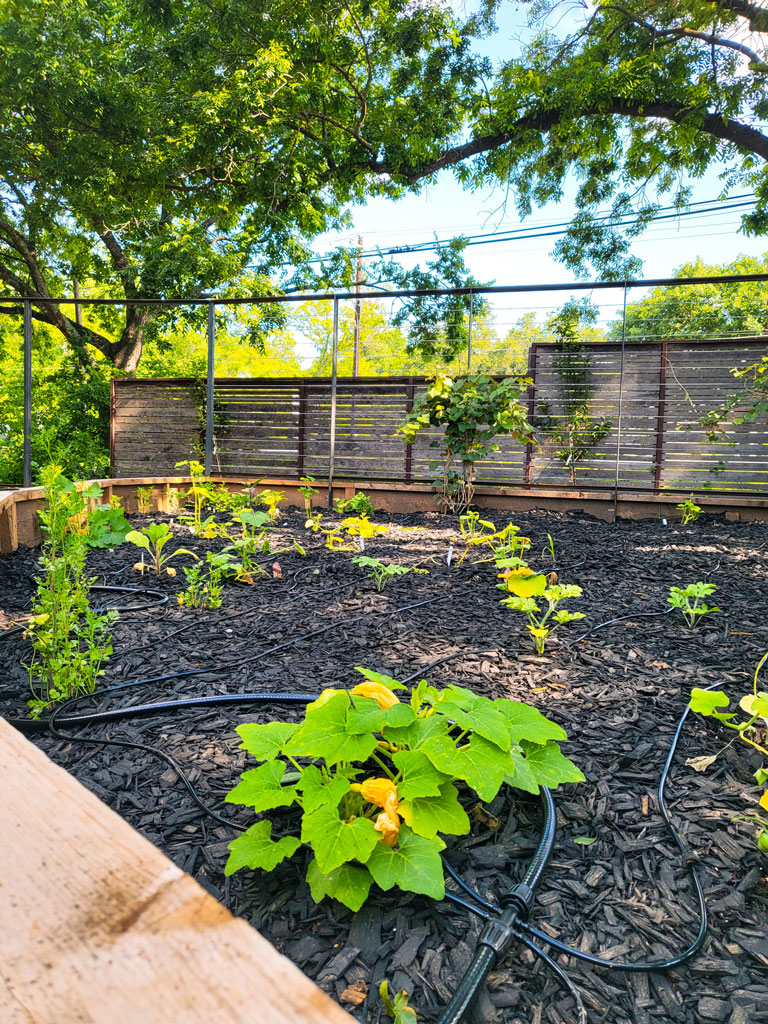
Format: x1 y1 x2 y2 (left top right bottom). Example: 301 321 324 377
705 0 768 33
371 100 768 184
601 4 766 65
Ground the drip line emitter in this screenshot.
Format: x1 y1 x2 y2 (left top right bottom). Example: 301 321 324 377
4 581 717 1023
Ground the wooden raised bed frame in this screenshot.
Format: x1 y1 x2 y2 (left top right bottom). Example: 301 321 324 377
1 475 767 554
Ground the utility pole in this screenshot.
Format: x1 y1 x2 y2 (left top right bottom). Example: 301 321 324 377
73 279 83 327
352 235 362 377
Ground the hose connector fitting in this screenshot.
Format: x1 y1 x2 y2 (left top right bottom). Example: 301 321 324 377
500 881 535 920
477 907 520 963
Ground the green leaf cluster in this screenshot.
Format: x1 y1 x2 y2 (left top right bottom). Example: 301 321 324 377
27 467 120 715
689 651 768 853
224 667 583 910
668 582 719 628
398 373 535 512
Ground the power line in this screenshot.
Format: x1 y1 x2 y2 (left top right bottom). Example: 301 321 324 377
294 194 757 266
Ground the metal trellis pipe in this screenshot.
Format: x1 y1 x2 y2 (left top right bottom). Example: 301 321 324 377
327 296 339 508
23 300 32 488
204 301 216 476
612 282 629 521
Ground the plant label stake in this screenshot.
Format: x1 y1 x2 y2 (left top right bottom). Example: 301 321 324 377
358 535 365 552
446 543 454 566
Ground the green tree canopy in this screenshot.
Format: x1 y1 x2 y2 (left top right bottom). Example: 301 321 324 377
2 0 768 375
615 253 768 339
0 0 485 370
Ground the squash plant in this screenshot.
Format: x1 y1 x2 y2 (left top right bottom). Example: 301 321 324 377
224 668 583 910
689 652 768 852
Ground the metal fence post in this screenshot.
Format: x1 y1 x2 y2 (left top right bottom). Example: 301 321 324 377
612 283 629 521
327 296 339 507
23 300 32 488
204 301 215 475
466 290 474 373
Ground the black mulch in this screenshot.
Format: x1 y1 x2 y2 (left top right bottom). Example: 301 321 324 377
1 506 767 1024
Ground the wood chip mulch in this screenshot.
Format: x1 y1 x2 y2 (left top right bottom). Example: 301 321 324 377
1 506 767 1024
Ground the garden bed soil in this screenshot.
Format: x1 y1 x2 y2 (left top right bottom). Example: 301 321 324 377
1 506 767 1024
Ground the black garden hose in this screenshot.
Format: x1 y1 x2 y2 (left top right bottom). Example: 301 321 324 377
436 787 556 1024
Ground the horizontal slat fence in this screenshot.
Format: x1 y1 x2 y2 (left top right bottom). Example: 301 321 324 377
112 338 768 496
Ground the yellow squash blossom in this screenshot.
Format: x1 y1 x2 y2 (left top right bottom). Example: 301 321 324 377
350 680 400 710
351 777 398 808
351 778 401 846
374 805 400 847
498 566 547 598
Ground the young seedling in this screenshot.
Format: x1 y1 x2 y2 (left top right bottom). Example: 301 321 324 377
335 491 374 516
326 515 388 552
174 460 219 535
258 488 284 520
498 566 584 653
380 980 417 1024
676 497 702 524
221 508 272 581
126 522 197 576
689 651 768 852
542 533 557 564
353 556 412 591
668 582 719 628
135 486 153 513
298 476 319 517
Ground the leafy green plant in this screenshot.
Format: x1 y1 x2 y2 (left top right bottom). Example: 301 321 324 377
298 475 319 517
86 502 132 548
498 566 584 654
125 522 197 576
325 515 388 552
177 562 207 608
258 488 285 520
136 486 153 513
668 582 719 628
398 373 534 513
689 652 768 852
380 980 417 1024
178 551 230 608
353 556 412 591
26 467 118 716
335 491 374 516
676 497 702 524
175 459 217 534
221 508 272 581
224 667 583 910
456 513 530 566
305 512 324 532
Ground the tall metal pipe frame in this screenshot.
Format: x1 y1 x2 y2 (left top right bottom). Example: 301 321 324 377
466 290 474 373
204 301 216 476
23 300 32 488
327 296 339 508
612 283 629 522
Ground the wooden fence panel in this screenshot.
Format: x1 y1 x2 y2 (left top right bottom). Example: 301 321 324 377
111 340 768 496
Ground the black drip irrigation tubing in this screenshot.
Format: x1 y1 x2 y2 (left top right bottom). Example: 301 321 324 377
3 569 725 1021
7 587 462 732
0 584 168 643
11 669 716 1023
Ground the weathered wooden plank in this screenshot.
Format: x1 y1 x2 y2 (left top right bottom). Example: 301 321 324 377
0 717 354 1024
